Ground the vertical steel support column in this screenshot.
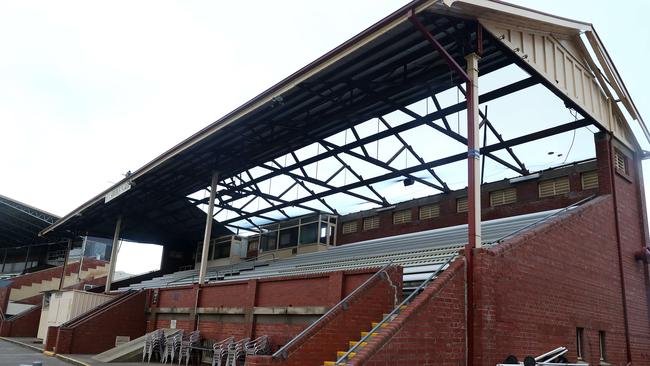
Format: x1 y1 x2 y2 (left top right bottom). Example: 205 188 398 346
408 14 480 365
77 236 87 281
1 248 7 273
59 239 72 290
465 52 481 366
23 246 31 272
198 172 219 285
105 216 122 293
466 53 482 249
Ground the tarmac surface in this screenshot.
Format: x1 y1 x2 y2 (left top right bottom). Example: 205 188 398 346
0 339 69 366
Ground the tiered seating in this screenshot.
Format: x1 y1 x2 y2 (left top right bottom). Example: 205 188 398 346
121 209 560 292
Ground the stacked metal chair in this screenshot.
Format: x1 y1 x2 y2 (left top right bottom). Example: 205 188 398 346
212 336 235 366
178 330 201 366
225 338 250 366
143 329 164 363
153 329 167 362
244 336 269 356
162 331 183 364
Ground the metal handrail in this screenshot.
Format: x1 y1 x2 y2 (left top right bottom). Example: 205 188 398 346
335 254 456 365
272 261 394 359
489 195 595 245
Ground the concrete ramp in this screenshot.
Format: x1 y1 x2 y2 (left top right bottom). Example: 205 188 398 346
92 328 180 363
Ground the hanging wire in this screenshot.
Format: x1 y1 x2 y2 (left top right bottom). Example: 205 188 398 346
452 72 460 133
562 109 579 164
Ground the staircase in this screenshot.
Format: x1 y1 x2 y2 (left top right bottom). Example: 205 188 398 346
9 261 109 302
323 310 403 366
322 255 455 366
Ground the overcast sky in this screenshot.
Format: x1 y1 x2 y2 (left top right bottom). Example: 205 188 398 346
1 1 648 274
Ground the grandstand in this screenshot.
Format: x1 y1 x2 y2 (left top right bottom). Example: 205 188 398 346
121 208 561 292
1 0 650 365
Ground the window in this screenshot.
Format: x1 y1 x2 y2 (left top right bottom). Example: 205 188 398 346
489 188 517 207
214 244 230 259
576 327 585 361
393 209 412 225
599 331 606 362
614 149 629 175
457 197 468 213
341 221 358 235
419 204 440 220
581 171 599 190
538 177 570 198
363 216 380 231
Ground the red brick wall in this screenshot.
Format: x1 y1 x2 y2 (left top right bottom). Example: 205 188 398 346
156 285 196 308
350 260 466 366
609 138 650 362
338 163 597 245
0 304 42 337
245 266 402 366
255 277 330 307
149 267 402 353
473 195 633 365
54 291 148 354
0 286 10 314
45 326 59 352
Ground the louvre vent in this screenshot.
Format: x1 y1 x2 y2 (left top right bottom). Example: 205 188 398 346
457 197 468 213
614 149 629 175
341 221 358 234
489 188 517 207
419 204 440 220
393 209 412 225
539 177 570 198
581 171 599 190
363 216 379 231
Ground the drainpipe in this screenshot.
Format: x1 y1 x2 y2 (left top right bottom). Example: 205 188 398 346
607 135 632 364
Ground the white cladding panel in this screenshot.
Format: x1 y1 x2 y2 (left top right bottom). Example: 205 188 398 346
480 20 634 148
43 290 113 343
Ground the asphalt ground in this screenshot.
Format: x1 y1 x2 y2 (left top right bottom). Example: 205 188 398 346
0 339 69 366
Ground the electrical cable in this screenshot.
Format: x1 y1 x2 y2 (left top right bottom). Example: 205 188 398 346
562 109 579 164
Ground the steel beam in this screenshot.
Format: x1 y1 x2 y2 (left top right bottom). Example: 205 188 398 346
215 78 537 200
0 195 56 224
409 11 469 83
458 85 528 174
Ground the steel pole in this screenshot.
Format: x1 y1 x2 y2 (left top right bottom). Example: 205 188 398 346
23 245 31 272
466 53 482 248
465 52 481 366
58 239 72 290
198 172 219 285
104 216 122 293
